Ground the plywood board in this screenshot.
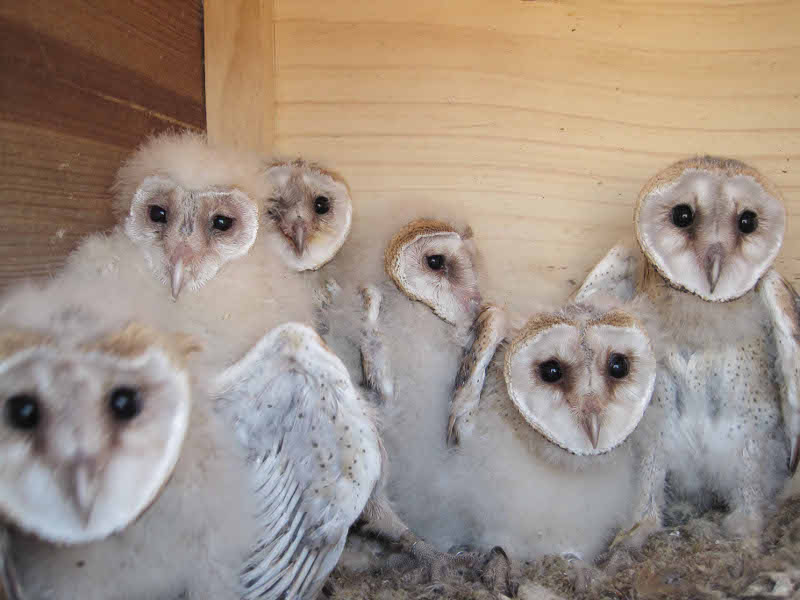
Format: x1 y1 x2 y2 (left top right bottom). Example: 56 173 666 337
221 0 800 304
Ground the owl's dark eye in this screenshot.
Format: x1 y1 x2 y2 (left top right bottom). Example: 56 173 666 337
212 215 234 231
426 255 445 271
738 210 758 234
314 196 330 215
539 360 563 383
149 205 168 224
671 204 694 228
608 353 630 379
109 387 141 422
5 394 40 430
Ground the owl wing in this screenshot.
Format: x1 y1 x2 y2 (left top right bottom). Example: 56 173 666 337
447 304 507 445
571 242 642 304
757 269 800 474
213 323 380 600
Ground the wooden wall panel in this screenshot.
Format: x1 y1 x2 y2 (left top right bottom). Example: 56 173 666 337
211 0 800 305
204 0 275 151
0 0 204 287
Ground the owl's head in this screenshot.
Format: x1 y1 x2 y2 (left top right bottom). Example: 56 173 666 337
635 156 785 302
116 131 263 298
0 322 197 544
263 160 353 271
504 305 655 456
384 219 481 326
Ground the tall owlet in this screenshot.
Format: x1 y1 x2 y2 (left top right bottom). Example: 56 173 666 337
61 131 315 370
573 156 799 543
316 217 518 575
0 283 256 600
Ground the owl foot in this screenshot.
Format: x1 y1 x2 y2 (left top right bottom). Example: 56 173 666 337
562 552 599 594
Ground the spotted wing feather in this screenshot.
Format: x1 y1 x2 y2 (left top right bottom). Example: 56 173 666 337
758 269 800 474
213 325 380 600
447 305 506 445
571 242 641 304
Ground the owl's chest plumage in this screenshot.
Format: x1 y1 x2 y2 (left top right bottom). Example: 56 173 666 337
654 305 786 495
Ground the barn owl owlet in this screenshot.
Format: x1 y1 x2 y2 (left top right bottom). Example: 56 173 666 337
431 299 656 561
114 130 266 299
0 283 257 600
573 156 798 543
62 132 314 371
262 159 353 272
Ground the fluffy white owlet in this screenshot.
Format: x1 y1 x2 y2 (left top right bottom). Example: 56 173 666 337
573 156 799 543
0 283 257 600
316 217 518 576
0 277 415 600
438 298 657 561
61 131 315 371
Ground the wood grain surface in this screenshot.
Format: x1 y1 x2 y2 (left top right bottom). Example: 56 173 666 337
205 0 275 151
208 0 800 304
0 1 204 287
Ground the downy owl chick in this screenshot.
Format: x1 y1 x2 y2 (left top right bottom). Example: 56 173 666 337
317 218 518 573
63 131 314 370
438 300 656 561
0 282 256 600
573 156 799 542
0 278 406 600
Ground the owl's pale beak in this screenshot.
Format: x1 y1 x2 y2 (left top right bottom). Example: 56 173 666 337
68 457 102 526
583 413 600 449
290 221 307 256
705 243 725 294
171 257 185 299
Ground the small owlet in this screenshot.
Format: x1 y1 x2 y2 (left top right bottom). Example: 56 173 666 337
573 156 799 543
0 285 257 600
262 159 353 272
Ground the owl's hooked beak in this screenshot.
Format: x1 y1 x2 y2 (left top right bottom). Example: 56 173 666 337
171 258 185 299
67 456 103 526
705 243 725 294
169 244 193 299
288 221 307 256
582 413 601 449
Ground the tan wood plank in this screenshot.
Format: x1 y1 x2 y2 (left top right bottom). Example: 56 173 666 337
200 0 800 304
204 0 275 151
